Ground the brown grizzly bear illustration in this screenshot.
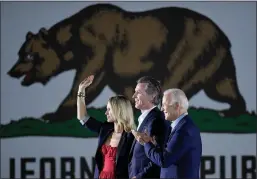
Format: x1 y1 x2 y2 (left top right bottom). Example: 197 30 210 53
7 3 246 122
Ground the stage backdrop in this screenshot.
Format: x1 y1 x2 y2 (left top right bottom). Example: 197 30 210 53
1 1 256 179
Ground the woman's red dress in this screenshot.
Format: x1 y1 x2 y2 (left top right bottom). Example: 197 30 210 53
99 144 118 179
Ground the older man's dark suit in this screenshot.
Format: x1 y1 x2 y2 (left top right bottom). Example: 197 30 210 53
144 115 202 179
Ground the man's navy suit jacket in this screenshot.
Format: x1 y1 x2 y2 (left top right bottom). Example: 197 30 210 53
144 115 202 179
128 107 170 178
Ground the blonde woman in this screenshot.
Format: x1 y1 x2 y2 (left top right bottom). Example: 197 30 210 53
77 75 136 179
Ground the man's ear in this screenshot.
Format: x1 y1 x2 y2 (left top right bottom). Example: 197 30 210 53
175 102 180 110
150 93 158 105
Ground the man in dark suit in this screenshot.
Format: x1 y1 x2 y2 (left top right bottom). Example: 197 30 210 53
138 88 202 179
128 76 170 179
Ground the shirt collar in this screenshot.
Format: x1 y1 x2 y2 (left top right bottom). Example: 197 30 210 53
171 112 188 130
137 106 156 130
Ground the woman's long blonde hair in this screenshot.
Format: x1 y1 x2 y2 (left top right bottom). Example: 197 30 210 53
108 95 136 132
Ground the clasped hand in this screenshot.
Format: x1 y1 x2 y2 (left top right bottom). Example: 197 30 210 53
132 130 157 145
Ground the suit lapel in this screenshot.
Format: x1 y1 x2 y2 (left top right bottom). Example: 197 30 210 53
129 138 136 158
137 107 157 132
95 127 113 172
168 116 188 141
115 131 126 164
129 107 158 156
97 128 113 151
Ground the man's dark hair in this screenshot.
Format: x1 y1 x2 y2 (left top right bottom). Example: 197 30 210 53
137 76 162 105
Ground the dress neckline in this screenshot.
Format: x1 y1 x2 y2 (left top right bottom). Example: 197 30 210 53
102 144 118 148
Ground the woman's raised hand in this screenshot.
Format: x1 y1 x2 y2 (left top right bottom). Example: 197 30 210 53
78 75 94 92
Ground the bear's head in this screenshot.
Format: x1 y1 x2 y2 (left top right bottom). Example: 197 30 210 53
7 28 61 86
